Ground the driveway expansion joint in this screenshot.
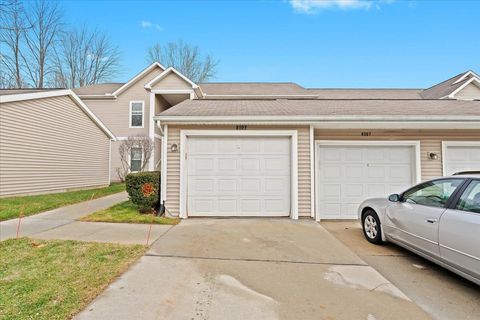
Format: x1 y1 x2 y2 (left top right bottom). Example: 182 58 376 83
144 253 370 266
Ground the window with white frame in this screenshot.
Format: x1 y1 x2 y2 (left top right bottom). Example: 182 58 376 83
130 101 144 128
130 147 142 172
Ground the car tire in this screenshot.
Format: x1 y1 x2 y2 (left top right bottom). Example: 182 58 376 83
362 210 383 244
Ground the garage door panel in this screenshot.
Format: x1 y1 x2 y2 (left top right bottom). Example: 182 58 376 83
318 145 415 219
344 184 363 197
366 166 386 179
218 158 237 171
240 158 261 171
320 184 342 198
240 178 262 193
445 145 480 175
345 166 363 179
263 138 290 154
187 136 291 217
265 178 289 193
320 165 342 179
389 165 412 179
344 148 364 161
218 179 237 193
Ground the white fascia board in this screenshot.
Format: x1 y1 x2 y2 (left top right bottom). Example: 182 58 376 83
453 70 480 84
154 115 480 122
76 94 117 100
1 89 116 140
448 77 480 99
144 67 198 90
0 89 72 103
152 118 480 129
151 89 195 94
112 62 166 96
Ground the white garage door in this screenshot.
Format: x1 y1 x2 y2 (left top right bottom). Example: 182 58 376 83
318 144 416 219
444 144 480 175
187 136 291 216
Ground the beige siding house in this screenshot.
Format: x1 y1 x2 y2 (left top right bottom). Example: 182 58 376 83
0 90 115 197
71 65 480 220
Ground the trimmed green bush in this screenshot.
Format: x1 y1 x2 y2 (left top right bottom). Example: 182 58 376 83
125 171 160 213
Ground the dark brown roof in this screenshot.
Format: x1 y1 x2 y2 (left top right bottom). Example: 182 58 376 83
158 98 480 118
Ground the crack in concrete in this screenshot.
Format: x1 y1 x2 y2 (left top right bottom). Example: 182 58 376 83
144 253 369 266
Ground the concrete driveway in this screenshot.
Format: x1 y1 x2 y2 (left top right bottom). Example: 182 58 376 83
75 219 429 320
322 221 480 320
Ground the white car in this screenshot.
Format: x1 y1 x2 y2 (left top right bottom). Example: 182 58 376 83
358 174 480 285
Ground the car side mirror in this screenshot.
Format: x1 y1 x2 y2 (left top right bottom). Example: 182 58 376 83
388 194 401 202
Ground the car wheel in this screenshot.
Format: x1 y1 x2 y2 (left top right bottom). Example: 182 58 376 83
362 210 383 244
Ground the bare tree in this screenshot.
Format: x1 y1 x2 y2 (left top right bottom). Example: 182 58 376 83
0 0 29 88
51 26 121 88
146 40 218 83
116 135 154 182
21 0 63 88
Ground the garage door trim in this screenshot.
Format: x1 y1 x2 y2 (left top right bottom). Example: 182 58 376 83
314 140 422 221
179 130 299 219
442 141 480 176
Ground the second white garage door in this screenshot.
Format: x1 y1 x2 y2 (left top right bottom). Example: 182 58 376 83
317 144 416 219
443 143 480 175
187 136 291 216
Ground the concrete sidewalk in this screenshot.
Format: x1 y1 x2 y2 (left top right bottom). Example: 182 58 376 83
0 192 127 241
1 190 173 245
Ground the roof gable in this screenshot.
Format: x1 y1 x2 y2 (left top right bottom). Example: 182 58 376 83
144 67 198 90
112 62 166 96
449 77 480 100
421 71 478 99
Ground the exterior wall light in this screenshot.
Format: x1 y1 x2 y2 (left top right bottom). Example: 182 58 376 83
428 152 439 160
171 143 178 152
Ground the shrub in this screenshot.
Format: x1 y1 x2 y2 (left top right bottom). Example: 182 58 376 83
125 171 160 213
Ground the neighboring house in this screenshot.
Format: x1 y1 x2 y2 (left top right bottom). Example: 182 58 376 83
73 66 480 221
0 90 115 197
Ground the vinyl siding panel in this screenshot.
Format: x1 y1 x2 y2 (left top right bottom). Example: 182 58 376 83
165 125 311 217
314 129 480 181
455 82 480 100
151 73 193 90
0 95 110 197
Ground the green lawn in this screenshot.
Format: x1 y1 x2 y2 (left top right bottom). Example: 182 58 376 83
0 183 125 221
80 200 180 225
0 238 146 320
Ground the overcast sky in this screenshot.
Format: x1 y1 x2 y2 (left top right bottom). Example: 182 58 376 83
62 0 480 88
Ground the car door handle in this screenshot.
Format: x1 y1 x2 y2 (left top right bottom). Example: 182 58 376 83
426 218 438 224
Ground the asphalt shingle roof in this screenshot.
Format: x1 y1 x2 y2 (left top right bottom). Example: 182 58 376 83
158 98 480 118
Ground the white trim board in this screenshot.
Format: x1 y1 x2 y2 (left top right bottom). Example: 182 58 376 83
453 71 480 84
441 141 480 176
309 125 315 218
160 125 168 205
178 130 299 219
314 140 422 221
148 92 155 171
